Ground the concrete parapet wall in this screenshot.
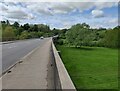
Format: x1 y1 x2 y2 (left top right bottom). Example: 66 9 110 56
52 40 76 90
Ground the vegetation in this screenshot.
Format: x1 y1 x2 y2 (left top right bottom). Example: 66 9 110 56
2 26 16 41
1 20 119 49
54 23 119 89
57 45 118 89
1 20 63 41
102 27 120 48
66 24 92 47
1 20 119 89
65 23 120 48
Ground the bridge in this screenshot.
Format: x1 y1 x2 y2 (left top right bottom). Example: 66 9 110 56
1 38 76 90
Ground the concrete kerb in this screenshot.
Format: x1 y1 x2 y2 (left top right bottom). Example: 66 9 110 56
51 40 76 90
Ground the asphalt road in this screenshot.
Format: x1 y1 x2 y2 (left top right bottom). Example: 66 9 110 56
2 38 55 89
2 38 49 73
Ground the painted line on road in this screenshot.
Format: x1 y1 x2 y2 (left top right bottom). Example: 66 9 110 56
14 46 16 47
8 47 12 49
8 46 16 49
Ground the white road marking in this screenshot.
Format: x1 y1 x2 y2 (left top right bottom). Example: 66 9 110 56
13 46 16 47
8 46 16 49
9 47 12 49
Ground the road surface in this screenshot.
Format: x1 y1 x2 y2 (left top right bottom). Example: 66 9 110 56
2 38 55 89
2 38 49 73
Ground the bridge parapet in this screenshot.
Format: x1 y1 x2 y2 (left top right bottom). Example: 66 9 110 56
52 39 76 90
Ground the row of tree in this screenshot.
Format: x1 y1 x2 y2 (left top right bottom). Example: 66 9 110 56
1 20 120 48
57 23 120 48
1 20 63 41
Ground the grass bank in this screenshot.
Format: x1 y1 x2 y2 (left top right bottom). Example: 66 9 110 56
57 45 118 89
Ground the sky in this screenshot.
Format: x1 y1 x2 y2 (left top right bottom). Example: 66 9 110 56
0 1 119 29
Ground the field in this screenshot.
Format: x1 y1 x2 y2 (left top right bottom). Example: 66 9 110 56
57 46 118 89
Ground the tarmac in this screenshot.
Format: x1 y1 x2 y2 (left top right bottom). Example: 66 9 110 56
1 38 55 89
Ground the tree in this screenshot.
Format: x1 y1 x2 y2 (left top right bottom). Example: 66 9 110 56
29 32 38 38
13 22 19 28
6 20 10 25
33 24 38 32
2 26 15 41
19 31 30 39
23 23 30 30
1 21 7 30
1 21 6 24
37 32 44 37
82 23 90 29
18 27 24 35
66 24 91 47
102 28 119 48
38 24 50 32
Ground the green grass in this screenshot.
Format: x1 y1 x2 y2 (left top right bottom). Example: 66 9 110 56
57 45 118 89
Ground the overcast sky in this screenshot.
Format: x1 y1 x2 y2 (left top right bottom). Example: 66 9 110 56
0 1 118 29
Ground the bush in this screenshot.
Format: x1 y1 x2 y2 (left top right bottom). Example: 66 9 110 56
29 32 38 38
19 31 30 40
103 29 118 48
57 39 63 45
38 32 44 37
2 26 16 41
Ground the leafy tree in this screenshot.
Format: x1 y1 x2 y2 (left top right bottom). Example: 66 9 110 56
82 23 90 29
0 24 2 41
2 26 15 41
37 32 44 37
28 24 39 32
103 28 119 48
6 20 10 25
13 22 19 28
38 24 50 32
33 24 38 32
66 24 91 47
23 23 30 30
1 21 7 30
29 32 38 38
19 31 30 40
18 27 24 35
1 21 6 24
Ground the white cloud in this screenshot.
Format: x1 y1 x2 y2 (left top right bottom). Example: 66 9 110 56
26 2 117 15
0 16 3 21
4 9 34 20
49 3 74 14
1 2 116 17
3 0 119 2
90 18 118 28
66 2 94 12
1 2 35 20
92 9 104 18
62 21 73 29
108 18 118 24
0 5 8 11
95 2 118 9
5 10 27 19
26 2 53 15
0 2 118 28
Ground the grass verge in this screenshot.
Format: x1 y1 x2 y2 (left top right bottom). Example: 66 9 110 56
57 45 118 89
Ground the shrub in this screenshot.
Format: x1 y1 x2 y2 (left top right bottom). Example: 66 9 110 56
19 31 29 40
2 26 15 41
57 39 63 45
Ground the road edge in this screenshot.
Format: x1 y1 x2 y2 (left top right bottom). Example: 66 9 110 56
1 43 41 77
